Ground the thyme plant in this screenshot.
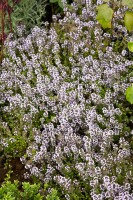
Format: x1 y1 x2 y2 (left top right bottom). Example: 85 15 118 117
0 0 133 199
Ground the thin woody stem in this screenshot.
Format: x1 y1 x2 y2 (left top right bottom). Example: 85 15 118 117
6 0 13 32
1 1 5 44
0 0 21 64
1 2 4 62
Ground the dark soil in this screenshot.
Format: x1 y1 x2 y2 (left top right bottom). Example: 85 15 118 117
0 157 33 188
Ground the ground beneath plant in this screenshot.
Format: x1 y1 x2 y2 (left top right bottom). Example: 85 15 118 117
0 157 33 188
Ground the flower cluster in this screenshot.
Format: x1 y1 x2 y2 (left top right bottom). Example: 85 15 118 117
0 0 133 199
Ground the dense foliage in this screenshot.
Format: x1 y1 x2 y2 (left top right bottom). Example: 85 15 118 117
0 0 133 199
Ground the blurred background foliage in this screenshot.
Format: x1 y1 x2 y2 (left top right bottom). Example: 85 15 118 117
5 0 74 35
0 0 73 63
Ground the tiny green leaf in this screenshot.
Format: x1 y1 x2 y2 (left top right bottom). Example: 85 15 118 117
128 42 133 52
96 4 113 29
122 0 133 8
124 11 133 32
126 84 133 104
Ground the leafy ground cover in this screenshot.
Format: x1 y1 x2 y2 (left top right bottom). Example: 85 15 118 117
0 0 133 199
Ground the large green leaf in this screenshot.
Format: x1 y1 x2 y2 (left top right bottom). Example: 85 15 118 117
50 0 63 8
122 0 133 8
126 84 133 104
124 11 133 32
50 0 58 2
58 0 64 8
128 42 133 52
96 4 113 29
